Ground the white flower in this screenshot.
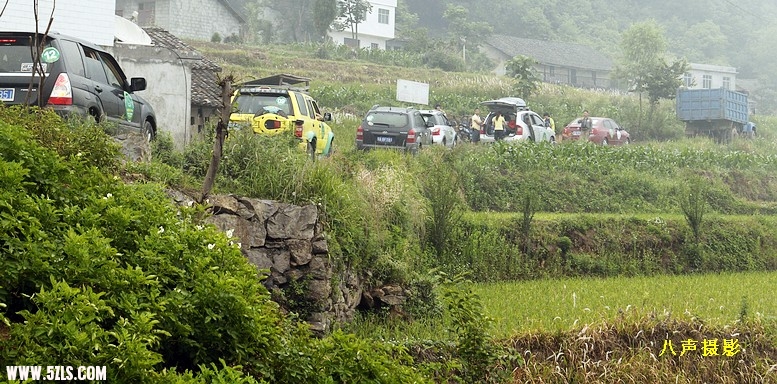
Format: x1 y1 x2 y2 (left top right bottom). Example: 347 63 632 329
207 243 215 250
236 243 242 249
195 225 203 231
226 228 235 238
187 201 194 207
157 226 165 234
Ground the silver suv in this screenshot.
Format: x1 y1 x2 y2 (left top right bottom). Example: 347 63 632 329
356 106 432 154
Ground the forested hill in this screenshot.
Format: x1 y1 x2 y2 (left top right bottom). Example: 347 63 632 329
406 0 777 81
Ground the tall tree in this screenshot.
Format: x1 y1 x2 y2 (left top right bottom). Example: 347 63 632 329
336 0 372 43
613 21 687 131
505 55 541 98
313 0 338 42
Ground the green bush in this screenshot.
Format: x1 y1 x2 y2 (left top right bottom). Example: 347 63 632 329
0 111 432 383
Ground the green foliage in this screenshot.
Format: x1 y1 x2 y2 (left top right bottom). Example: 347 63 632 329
439 274 501 383
505 55 541 98
0 111 433 383
419 150 465 257
312 330 430 383
678 175 708 244
211 32 222 43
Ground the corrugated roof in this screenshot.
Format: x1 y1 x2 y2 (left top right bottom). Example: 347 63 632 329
487 34 613 72
143 27 223 108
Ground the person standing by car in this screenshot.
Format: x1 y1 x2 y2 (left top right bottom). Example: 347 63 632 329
471 108 483 133
543 112 556 141
493 111 506 141
578 110 592 141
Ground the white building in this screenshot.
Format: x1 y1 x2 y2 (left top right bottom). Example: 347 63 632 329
0 0 116 46
683 63 737 91
329 0 396 50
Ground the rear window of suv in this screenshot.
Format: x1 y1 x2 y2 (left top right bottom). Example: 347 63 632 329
0 36 53 73
366 111 409 127
234 93 292 115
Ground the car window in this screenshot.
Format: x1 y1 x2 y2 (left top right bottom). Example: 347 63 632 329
294 93 309 117
530 114 544 126
414 112 426 128
58 39 85 76
0 36 52 73
82 46 108 84
234 93 291 115
309 99 322 119
366 111 408 127
98 51 125 88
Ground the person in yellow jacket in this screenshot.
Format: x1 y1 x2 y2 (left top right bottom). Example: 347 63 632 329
543 112 557 140
493 111 506 141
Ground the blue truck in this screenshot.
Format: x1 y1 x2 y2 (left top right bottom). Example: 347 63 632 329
676 88 749 143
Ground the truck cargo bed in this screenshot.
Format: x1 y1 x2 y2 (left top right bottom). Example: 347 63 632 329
676 88 748 124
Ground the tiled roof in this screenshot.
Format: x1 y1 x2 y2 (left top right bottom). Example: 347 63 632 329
143 27 223 108
487 34 613 72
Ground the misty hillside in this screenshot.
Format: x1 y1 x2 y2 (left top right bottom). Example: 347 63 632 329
406 0 776 84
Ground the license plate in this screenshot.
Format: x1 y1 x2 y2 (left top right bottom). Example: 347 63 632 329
0 88 14 102
572 131 581 136
376 136 393 144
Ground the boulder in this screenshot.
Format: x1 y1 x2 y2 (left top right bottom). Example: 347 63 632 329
206 194 240 215
266 204 318 240
287 239 313 266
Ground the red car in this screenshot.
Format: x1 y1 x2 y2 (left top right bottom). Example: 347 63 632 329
562 117 631 145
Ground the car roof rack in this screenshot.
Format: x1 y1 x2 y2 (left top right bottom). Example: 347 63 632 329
239 73 311 92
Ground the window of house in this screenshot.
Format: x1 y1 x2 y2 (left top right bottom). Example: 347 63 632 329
683 72 693 87
723 76 731 90
548 66 555 76
138 2 156 26
371 43 379 50
378 8 389 24
592 71 597 86
344 37 359 48
570 69 577 85
702 74 712 89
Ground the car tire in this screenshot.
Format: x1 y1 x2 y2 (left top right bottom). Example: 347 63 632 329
327 139 334 157
143 119 155 142
307 138 317 161
601 137 608 146
550 136 556 145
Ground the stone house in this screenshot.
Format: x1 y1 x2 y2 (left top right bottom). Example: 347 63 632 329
482 34 614 89
115 0 246 42
111 26 223 149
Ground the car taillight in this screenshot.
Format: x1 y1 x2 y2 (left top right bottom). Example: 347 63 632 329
432 127 440 135
407 128 416 144
356 125 363 140
47 73 72 105
264 120 282 129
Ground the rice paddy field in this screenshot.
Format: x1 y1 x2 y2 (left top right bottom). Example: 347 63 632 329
474 271 777 339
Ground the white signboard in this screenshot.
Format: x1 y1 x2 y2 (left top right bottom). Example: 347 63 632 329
396 79 429 105
0 0 116 46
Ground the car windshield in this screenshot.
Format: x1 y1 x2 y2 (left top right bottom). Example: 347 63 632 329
0 36 52 73
366 112 408 127
234 93 292 115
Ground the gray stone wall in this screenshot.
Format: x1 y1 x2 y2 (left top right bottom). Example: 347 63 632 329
116 0 241 42
201 194 363 332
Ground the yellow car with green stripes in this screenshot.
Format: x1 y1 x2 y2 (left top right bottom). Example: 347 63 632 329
229 74 334 158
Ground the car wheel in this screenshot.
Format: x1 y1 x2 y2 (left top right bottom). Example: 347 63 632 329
601 137 608 146
624 138 630 145
307 138 317 161
143 119 155 142
550 136 556 145
327 139 334 157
